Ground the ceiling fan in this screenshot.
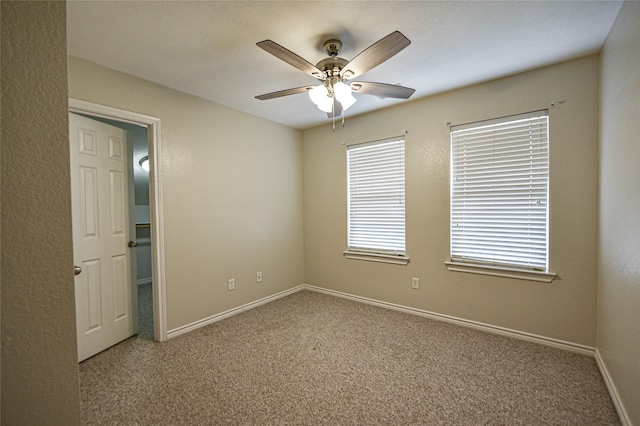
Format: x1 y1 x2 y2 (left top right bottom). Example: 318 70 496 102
255 31 415 119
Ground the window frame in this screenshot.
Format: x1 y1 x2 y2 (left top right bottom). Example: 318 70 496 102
447 110 556 282
344 136 409 265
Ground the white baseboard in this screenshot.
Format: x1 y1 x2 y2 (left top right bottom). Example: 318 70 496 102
595 349 632 426
165 283 632 424
168 282 596 355
302 284 596 357
166 285 306 340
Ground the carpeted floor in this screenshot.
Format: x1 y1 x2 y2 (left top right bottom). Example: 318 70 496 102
79 290 620 425
137 282 154 340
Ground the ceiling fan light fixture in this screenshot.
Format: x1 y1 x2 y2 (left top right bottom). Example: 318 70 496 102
316 98 334 113
334 81 356 111
308 84 327 104
138 155 150 172
308 84 333 112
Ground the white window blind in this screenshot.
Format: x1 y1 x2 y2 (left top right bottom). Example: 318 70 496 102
347 137 406 255
450 110 549 271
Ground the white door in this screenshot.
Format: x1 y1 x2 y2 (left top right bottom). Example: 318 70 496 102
70 113 138 362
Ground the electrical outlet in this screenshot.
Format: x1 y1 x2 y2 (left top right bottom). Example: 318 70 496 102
228 278 235 291
412 277 420 289
256 271 263 282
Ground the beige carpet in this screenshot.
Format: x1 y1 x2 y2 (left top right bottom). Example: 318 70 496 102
79 290 619 425
137 282 154 340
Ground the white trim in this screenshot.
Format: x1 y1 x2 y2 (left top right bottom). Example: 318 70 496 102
166 285 306 340
344 250 410 265
158 281 623 425
595 349 632 426
445 261 557 283
451 109 549 132
302 284 594 356
69 99 158 127
167 282 594 356
342 134 405 148
69 98 168 342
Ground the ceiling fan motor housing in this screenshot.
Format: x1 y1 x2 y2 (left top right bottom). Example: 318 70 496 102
323 39 342 56
316 39 353 80
315 57 349 79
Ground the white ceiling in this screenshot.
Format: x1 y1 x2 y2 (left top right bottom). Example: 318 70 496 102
67 1 623 130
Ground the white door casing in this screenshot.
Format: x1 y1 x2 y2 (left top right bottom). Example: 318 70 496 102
69 98 167 343
70 113 138 361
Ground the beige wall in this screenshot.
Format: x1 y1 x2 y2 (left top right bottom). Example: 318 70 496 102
303 55 600 346
1 2 81 424
598 1 640 423
67 57 305 331
4 2 633 421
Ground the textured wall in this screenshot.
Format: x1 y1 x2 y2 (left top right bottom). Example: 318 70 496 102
303 56 600 346
598 1 640 423
1 1 81 424
67 57 305 332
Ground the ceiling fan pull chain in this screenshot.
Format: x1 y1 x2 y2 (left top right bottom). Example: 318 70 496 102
332 102 336 132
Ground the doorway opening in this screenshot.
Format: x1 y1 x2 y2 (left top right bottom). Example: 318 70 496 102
70 99 167 343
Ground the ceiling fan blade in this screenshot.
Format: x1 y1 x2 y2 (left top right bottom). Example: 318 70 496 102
340 31 411 80
350 81 415 99
255 86 315 100
257 40 324 79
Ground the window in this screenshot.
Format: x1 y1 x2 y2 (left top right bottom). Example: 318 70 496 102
345 137 408 265
448 110 554 280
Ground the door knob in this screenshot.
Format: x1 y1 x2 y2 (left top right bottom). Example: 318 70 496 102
128 240 138 248
74 265 82 276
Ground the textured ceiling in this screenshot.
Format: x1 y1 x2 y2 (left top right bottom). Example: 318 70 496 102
67 1 623 130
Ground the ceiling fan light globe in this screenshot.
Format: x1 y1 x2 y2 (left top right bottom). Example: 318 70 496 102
316 97 334 113
308 84 328 106
309 84 333 113
333 81 350 99
340 95 357 111
334 81 357 110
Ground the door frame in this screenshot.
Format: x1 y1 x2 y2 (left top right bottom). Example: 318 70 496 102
70 98 167 342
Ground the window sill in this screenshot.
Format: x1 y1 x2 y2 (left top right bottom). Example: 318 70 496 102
344 251 410 265
445 261 556 283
